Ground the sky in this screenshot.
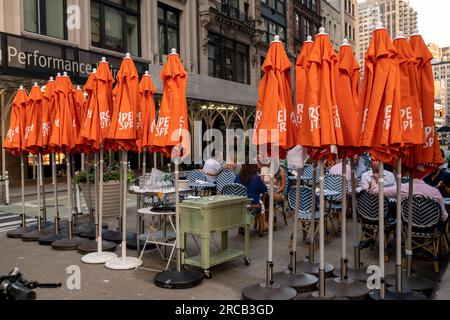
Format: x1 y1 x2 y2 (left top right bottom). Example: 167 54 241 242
409 0 450 47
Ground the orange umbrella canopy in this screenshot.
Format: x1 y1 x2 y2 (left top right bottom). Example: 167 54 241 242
137 72 157 153
37 78 55 154
3 88 28 156
336 41 362 157
295 37 314 144
24 84 43 155
360 27 403 163
409 34 443 173
253 37 297 159
107 54 140 151
49 73 77 154
300 29 343 160
152 50 190 158
80 60 115 152
73 85 90 153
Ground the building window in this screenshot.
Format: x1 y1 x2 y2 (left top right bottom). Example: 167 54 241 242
91 0 140 56
262 18 286 44
208 33 250 84
23 0 67 39
158 3 180 60
262 0 285 15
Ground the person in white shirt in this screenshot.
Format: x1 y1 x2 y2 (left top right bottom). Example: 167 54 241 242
360 159 396 191
203 154 223 183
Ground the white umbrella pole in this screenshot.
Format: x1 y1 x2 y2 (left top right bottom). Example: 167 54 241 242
350 159 360 269
266 158 275 288
378 161 385 299
20 155 26 228
52 154 59 233
406 175 413 277
340 158 348 280
98 147 104 254
118 151 124 233
291 167 302 274
309 161 318 262
142 148 147 176
121 150 128 260
94 153 99 239
318 159 326 297
395 159 403 292
36 154 42 231
66 153 73 239
39 153 47 223
71 156 78 225
175 161 181 272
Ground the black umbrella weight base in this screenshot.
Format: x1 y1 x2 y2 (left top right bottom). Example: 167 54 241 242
385 273 435 294
21 228 53 242
273 269 318 293
325 277 370 300
102 230 123 244
38 233 66 246
154 268 204 290
369 287 429 300
242 283 298 300
334 267 368 282
295 260 335 277
127 233 156 251
77 240 117 255
51 237 89 251
7 227 37 239
308 291 336 300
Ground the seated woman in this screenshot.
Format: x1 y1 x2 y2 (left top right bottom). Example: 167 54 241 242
235 164 268 235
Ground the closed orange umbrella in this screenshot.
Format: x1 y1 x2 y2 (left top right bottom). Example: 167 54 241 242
295 36 314 139
336 40 362 158
301 29 343 160
37 78 55 154
152 49 190 158
4 87 28 156
49 73 77 154
360 26 403 163
137 71 157 153
24 84 43 155
409 34 443 172
253 37 297 158
106 54 140 151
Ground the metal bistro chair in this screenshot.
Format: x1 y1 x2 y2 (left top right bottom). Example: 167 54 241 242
288 187 323 241
187 170 215 196
216 170 237 194
324 174 344 237
356 191 395 262
402 195 449 273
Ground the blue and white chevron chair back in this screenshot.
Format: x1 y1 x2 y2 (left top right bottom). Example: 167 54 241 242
324 174 344 201
187 170 207 185
356 191 389 223
222 183 248 197
288 187 314 215
216 170 237 194
401 195 441 229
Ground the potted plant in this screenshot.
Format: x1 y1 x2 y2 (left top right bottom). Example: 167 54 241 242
75 156 132 217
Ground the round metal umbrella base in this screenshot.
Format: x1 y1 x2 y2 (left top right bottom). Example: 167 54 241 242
369 288 429 300
38 233 66 246
102 230 123 244
127 233 156 251
51 237 89 251
385 273 435 293
22 228 54 242
334 267 368 282
295 260 335 277
72 225 95 236
273 269 318 292
308 291 336 300
154 268 205 289
77 240 117 255
242 283 298 300
81 252 118 264
105 257 143 270
295 292 348 300
7 227 36 239
325 277 370 300
78 230 97 240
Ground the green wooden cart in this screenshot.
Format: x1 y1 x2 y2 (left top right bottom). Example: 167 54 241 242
179 195 252 278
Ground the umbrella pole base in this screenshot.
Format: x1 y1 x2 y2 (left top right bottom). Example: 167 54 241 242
294 260 335 277
385 273 435 294
82 252 118 264
103 231 124 244
21 229 54 242
51 237 88 251
369 287 429 300
154 268 204 290
325 277 370 300
38 233 66 246
273 269 318 293
105 256 143 270
7 227 37 239
77 240 117 255
242 283 297 300
334 267 368 282
309 291 335 300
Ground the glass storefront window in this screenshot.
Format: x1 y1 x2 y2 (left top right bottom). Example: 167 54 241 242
23 0 67 39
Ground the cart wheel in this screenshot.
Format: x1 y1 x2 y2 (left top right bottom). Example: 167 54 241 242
244 257 250 266
204 270 212 279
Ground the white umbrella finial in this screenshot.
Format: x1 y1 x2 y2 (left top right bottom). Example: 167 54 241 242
144 71 150 76
341 38 350 46
92 68 97 74
33 82 39 87
57 73 61 77
101 57 107 63
395 31 406 39
63 72 68 76
170 48 178 55
125 52 131 59
306 35 313 43
19 85 24 90
49 77 54 81
271 35 282 43
412 29 421 36
76 85 81 90
375 21 385 30
318 27 326 35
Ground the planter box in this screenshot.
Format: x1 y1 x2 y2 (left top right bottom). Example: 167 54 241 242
0 181 5 205
80 181 121 217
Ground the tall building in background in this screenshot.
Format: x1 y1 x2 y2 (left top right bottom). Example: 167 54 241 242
292 0 323 52
358 0 418 69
